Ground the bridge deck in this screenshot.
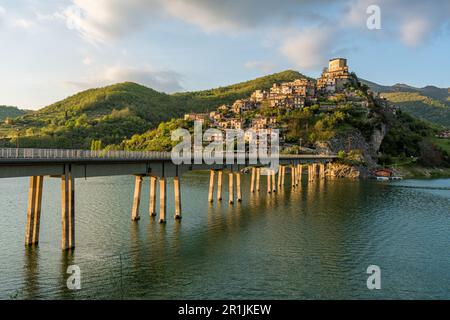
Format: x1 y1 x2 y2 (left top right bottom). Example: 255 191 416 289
0 148 336 178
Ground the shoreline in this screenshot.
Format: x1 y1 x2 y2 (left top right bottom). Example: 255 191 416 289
392 165 450 179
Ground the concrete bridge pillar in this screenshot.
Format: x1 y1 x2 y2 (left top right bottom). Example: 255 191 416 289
131 175 143 221
327 162 333 178
277 166 282 187
159 177 167 223
281 166 285 187
320 163 325 179
25 176 44 246
228 172 234 204
208 170 215 203
217 170 223 201
174 176 182 220
308 165 312 182
291 166 296 188
250 167 256 193
61 172 75 250
256 167 261 192
149 176 157 217
297 164 302 185
271 170 277 193
266 170 271 194
236 172 242 202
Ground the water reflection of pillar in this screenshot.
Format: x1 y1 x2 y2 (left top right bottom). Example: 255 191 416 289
130 217 140 249
23 247 39 299
319 163 325 179
297 164 302 186
266 170 271 194
308 164 315 183
290 177 302 203
61 170 75 250
249 178 262 206
305 168 315 208
327 162 334 179
316 175 326 211
291 165 296 188
281 165 286 187
271 170 277 193
59 250 76 299
277 166 282 187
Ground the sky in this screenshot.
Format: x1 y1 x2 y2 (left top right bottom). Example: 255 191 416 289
0 0 449 110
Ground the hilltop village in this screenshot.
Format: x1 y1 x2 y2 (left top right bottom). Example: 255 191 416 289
183 58 380 148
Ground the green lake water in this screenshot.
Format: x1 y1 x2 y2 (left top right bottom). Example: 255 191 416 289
0 173 449 299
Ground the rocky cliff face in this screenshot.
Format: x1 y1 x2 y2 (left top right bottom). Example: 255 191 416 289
315 124 388 178
369 123 387 157
327 163 369 178
316 128 387 166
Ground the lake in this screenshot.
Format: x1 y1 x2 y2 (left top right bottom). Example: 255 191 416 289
0 173 449 299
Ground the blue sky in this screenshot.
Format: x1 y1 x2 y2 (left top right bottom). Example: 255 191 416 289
0 0 449 109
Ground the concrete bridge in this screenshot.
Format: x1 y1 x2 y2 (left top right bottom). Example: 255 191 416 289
0 148 336 250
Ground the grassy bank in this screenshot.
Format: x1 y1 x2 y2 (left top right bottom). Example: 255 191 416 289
394 164 450 179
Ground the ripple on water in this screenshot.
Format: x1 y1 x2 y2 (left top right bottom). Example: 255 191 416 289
0 176 450 299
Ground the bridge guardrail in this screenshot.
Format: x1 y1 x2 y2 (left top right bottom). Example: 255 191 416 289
0 148 173 160
0 148 336 161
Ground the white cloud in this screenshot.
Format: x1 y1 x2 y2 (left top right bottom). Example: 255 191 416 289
280 26 335 70
12 18 35 29
0 5 6 25
161 0 307 33
63 0 162 44
344 0 450 46
61 0 449 51
400 18 430 47
66 64 183 93
82 57 93 65
244 61 277 73
62 0 324 42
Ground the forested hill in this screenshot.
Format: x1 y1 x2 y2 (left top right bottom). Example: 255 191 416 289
174 69 310 111
0 106 29 121
361 79 450 127
0 70 305 148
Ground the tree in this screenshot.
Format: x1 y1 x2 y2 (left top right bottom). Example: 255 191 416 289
90 139 102 150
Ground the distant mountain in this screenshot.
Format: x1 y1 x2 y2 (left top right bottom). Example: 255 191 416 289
0 70 306 148
0 106 29 121
361 79 450 127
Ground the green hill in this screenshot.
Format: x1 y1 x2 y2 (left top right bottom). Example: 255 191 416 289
0 106 29 121
174 69 309 112
0 70 305 148
379 92 450 127
361 79 450 127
